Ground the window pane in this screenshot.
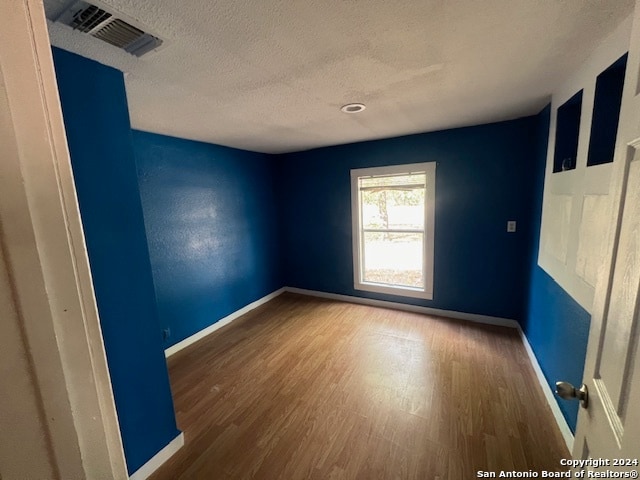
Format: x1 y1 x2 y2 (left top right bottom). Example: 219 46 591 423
362 232 424 288
361 187 425 230
360 173 426 189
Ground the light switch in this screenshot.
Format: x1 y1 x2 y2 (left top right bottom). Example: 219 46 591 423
507 221 516 233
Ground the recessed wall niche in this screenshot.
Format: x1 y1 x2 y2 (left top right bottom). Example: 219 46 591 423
587 53 628 167
553 90 583 173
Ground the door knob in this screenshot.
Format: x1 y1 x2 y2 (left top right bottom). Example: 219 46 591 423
555 381 588 408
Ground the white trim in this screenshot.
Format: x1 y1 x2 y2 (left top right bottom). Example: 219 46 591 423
517 327 575 452
350 162 436 300
164 288 286 357
129 432 184 480
284 287 518 328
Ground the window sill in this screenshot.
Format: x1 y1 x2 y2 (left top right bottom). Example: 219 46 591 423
354 281 433 300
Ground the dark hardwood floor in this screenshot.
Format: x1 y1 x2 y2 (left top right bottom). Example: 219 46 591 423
150 293 569 480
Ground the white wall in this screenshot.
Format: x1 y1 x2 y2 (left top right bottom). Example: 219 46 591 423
538 14 633 312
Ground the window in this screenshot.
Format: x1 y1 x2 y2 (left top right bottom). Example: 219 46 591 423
351 162 435 300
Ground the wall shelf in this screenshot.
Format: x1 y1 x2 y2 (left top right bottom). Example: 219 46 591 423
553 90 583 173
587 53 628 167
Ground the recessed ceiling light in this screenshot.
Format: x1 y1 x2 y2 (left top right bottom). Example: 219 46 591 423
341 103 366 113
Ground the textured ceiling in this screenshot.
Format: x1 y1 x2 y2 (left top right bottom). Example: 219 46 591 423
45 0 633 154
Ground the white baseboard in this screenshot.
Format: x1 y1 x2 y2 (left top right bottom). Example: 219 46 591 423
517 327 574 452
165 287 286 357
284 287 519 329
129 432 184 480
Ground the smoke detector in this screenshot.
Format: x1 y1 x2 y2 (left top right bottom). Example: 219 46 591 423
52 1 164 57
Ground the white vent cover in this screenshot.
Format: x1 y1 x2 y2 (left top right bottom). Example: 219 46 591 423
54 1 163 57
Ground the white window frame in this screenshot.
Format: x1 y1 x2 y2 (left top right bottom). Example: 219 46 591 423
351 162 435 300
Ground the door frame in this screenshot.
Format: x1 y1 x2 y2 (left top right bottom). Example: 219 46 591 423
0 0 127 478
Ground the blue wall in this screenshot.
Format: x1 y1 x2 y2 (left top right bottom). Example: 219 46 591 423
275 108 590 430
276 118 540 321
523 106 591 432
52 48 180 474
133 131 282 348
52 45 589 460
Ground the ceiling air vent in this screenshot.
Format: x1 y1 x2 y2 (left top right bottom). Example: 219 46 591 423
54 1 163 57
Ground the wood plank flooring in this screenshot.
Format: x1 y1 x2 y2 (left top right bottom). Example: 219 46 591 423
150 293 569 480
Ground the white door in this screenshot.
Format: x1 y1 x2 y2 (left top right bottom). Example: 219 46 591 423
569 0 640 471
